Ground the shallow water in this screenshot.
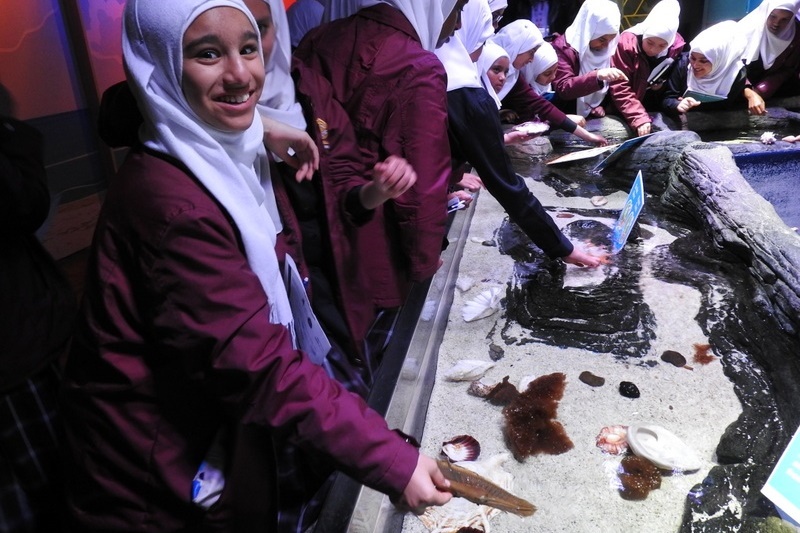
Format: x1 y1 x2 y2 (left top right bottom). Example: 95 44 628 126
402 150 752 532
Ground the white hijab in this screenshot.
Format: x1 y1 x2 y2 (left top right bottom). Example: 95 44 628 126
260 0 307 130
626 0 681 58
434 0 492 92
488 0 507 11
564 0 621 115
522 41 558 94
123 0 293 327
477 41 510 107
739 0 799 69
458 0 494 55
323 0 458 51
687 20 748 97
488 20 544 99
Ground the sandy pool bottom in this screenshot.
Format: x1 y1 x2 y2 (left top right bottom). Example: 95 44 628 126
401 177 742 533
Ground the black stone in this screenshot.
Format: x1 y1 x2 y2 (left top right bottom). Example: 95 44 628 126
619 381 640 399
661 350 687 367
488 343 505 361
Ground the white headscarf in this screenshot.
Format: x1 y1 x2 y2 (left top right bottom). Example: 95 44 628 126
488 20 544 99
564 0 621 115
626 0 681 58
739 0 799 69
458 0 494 55
522 41 558 94
123 0 293 327
434 0 492 91
687 20 748 97
477 40 510 107
287 0 325 48
259 0 307 130
488 0 507 11
323 0 458 51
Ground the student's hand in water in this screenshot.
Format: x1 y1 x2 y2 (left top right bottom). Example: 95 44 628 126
676 97 700 114
261 116 320 181
393 454 452 515
596 68 628 83
588 105 606 118
562 248 608 268
359 155 417 210
745 89 767 116
567 114 587 127
637 123 652 136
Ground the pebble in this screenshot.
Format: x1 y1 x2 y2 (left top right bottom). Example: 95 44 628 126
579 370 605 387
619 381 641 399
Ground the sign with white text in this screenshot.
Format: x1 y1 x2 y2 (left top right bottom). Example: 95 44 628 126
611 171 645 254
762 424 800 525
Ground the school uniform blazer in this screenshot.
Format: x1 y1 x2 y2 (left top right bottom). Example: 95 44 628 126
747 19 800 100
294 4 451 309
61 148 417 532
609 31 686 129
500 74 579 132
551 33 606 104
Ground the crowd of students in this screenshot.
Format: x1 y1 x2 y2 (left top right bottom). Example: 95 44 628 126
4 0 800 531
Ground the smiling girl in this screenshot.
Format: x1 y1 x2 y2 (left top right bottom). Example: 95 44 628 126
60 0 451 530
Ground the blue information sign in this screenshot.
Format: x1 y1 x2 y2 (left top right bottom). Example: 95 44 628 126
762 425 800 525
611 171 645 254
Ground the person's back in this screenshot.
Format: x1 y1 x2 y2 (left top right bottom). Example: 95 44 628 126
294 4 452 309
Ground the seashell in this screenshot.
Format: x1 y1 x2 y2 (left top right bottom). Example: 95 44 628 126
456 276 475 292
626 424 701 472
760 131 777 144
596 425 629 455
462 287 503 322
591 195 608 207
443 359 495 381
782 135 797 143
467 379 493 398
513 120 550 136
442 434 481 462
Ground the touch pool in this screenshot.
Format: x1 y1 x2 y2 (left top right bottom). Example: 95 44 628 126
311 109 800 533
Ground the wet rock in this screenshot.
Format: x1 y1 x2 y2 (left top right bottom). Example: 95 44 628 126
612 130 700 197
488 343 505 361
716 408 784 465
505 134 552 160
680 464 776 533
619 381 640 399
500 219 657 358
661 350 687 367
578 371 605 387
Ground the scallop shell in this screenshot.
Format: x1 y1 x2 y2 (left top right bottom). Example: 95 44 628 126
443 360 495 382
591 195 608 207
596 425 629 455
442 435 481 462
462 287 503 322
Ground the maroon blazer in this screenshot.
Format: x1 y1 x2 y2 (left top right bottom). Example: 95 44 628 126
747 19 800 99
61 148 418 531
609 31 686 129
551 32 607 104
294 4 451 308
